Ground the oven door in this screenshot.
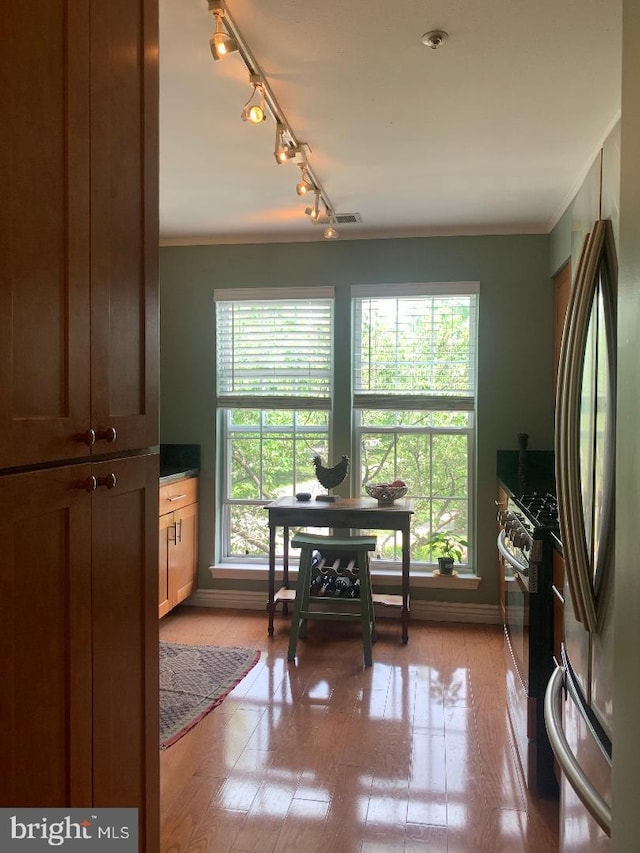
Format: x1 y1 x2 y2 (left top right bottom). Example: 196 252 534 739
498 530 530 691
499 529 536 788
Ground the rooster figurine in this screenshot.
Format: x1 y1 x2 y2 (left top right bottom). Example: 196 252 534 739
312 454 349 501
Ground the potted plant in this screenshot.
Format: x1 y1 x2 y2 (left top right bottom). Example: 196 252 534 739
427 532 468 575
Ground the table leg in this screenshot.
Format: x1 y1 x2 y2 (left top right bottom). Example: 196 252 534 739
282 525 290 616
268 520 276 636
401 524 410 644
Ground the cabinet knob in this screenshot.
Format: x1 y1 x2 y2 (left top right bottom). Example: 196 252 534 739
79 429 96 447
82 475 98 492
97 426 117 443
97 473 117 490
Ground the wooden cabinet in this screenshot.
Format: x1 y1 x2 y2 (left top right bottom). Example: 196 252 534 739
89 0 158 459
0 0 158 471
0 455 159 849
0 464 93 806
0 0 159 848
159 477 199 618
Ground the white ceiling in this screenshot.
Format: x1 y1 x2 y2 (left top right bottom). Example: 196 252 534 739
159 0 621 245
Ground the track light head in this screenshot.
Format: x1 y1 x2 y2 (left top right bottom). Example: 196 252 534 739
241 76 267 124
274 123 297 164
296 165 314 196
243 104 265 123
296 180 313 196
305 190 321 221
324 213 338 239
210 34 239 61
276 148 296 163
209 3 238 61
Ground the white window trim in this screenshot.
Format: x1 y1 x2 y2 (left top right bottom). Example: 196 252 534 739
208 561 482 590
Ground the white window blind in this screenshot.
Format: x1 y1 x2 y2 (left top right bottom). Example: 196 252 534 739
215 288 334 409
353 284 478 410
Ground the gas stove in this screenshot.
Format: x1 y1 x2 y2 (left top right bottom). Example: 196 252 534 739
512 492 559 532
497 492 558 575
497 488 558 797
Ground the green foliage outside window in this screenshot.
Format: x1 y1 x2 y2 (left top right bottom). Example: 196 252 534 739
225 409 329 556
357 410 470 564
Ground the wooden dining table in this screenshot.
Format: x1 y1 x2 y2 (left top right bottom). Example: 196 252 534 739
264 495 414 643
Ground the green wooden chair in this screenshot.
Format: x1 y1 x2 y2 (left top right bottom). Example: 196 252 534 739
287 532 377 667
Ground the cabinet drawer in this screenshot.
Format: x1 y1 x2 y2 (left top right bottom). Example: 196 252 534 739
159 476 198 514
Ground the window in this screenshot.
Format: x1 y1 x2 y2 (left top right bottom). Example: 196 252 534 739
215 288 333 558
353 284 478 567
215 283 478 571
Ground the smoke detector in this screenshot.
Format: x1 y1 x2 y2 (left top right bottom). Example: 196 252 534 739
421 30 448 49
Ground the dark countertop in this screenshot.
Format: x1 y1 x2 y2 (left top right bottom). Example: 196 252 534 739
159 467 199 484
497 449 555 497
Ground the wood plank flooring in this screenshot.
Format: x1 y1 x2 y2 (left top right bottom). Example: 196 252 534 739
159 608 559 852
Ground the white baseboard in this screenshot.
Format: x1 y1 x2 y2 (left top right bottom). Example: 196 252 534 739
185 588 501 624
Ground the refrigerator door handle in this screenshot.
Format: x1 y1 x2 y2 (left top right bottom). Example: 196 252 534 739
544 665 612 837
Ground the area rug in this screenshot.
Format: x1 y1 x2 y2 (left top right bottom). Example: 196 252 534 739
159 641 260 749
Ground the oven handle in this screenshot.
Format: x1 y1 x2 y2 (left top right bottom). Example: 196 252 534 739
544 665 612 837
497 529 529 577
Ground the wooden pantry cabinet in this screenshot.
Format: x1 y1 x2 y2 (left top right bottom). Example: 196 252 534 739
0 0 159 849
0 0 158 471
159 477 199 618
0 456 159 817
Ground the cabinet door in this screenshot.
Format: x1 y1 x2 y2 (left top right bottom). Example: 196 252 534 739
170 501 199 606
0 464 93 806
91 453 159 852
89 0 159 455
159 513 172 618
0 2 92 469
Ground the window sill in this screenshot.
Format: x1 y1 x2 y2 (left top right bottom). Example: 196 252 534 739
209 562 481 591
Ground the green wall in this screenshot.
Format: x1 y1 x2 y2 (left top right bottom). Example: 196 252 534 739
160 232 553 607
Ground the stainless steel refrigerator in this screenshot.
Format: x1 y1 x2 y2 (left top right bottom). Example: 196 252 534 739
545 218 616 850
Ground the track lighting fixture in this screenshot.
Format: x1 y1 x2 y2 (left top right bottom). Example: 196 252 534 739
241 75 267 124
305 190 321 221
274 123 297 164
296 165 314 196
207 2 343 235
208 0 238 61
324 214 339 240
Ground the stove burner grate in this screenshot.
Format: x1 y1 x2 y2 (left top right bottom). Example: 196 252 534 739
515 492 559 529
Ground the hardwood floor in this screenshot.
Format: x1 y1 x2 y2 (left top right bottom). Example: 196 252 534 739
159 608 559 852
